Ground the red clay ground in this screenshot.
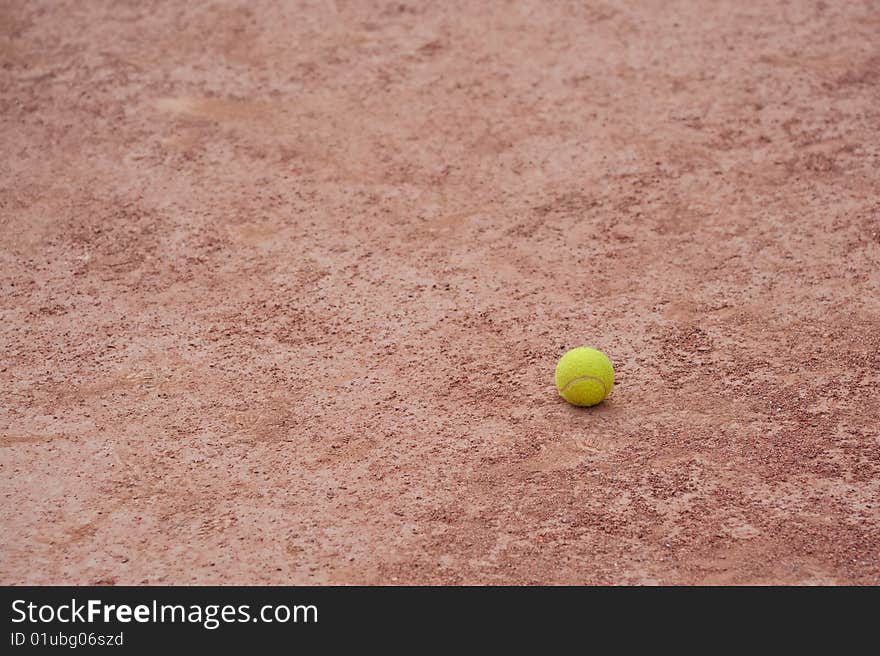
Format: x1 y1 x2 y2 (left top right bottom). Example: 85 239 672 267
2 1 879 585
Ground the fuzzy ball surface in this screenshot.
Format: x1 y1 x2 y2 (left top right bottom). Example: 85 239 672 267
554 347 615 407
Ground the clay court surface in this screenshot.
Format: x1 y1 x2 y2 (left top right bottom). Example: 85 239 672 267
2 1 879 585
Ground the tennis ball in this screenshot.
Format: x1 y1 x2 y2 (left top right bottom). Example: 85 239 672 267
554 347 615 407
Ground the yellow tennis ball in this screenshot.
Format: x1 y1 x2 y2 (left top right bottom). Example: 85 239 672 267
554 347 615 407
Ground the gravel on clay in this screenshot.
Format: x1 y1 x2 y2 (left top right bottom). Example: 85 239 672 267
1 1 879 584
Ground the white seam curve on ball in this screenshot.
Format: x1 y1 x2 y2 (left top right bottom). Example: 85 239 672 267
560 375 607 396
